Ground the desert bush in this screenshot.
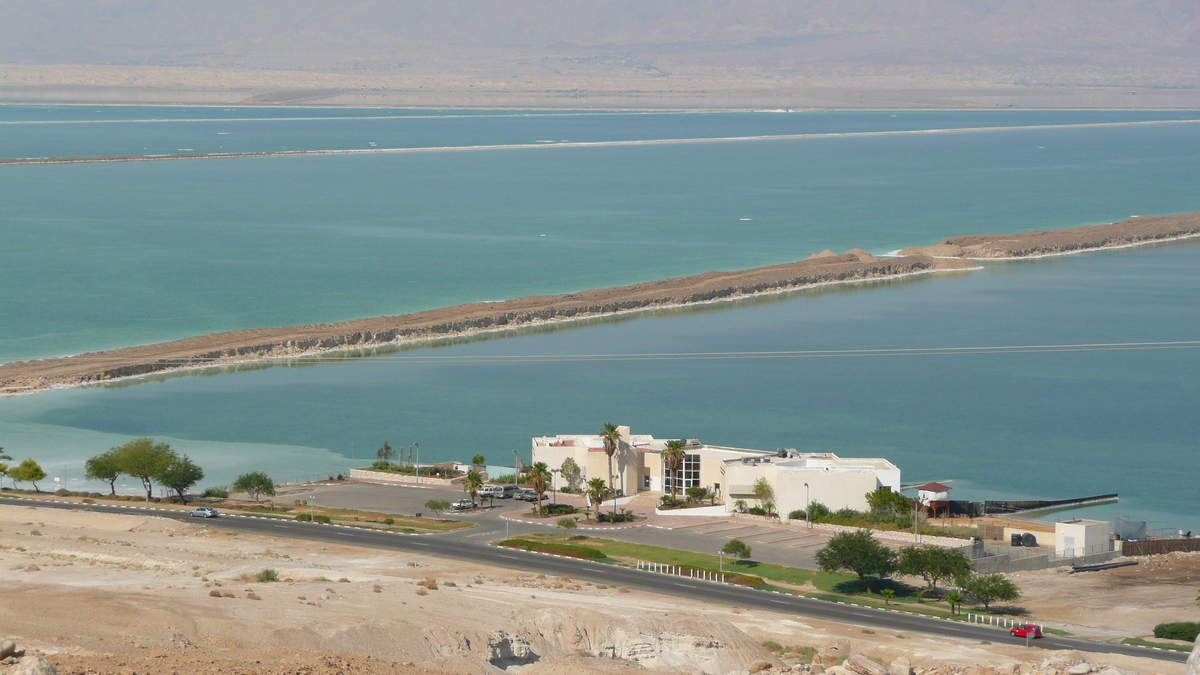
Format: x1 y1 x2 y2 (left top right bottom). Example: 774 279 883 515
209 589 222 597
418 578 439 590
1154 622 1200 642
383 517 395 525
202 487 228 498
256 569 279 583
415 587 427 596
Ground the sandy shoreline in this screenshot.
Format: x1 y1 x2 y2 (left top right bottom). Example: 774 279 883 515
2 212 1198 396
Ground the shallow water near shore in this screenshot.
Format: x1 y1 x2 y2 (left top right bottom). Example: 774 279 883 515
2 243 1198 531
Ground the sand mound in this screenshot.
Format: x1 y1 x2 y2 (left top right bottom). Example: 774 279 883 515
842 248 878 262
804 249 838 260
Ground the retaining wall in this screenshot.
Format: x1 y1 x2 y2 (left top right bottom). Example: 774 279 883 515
348 468 463 487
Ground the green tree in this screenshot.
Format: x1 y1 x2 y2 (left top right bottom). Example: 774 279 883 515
1195 587 1200 608
471 454 486 466
663 440 686 503
557 517 578 530
721 538 753 560
528 462 551 516
85 450 123 495
11 458 47 492
814 529 897 592
866 486 911 515
752 477 776 514
585 477 609 518
560 457 582 491
880 588 895 605
945 590 965 615
462 470 484 507
231 471 276 502
112 438 175 501
377 442 393 463
424 499 451 515
157 455 204 504
0 448 12 490
962 573 1021 612
600 423 622 510
897 545 972 594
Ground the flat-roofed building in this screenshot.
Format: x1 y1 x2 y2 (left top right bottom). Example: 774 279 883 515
531 426 900 512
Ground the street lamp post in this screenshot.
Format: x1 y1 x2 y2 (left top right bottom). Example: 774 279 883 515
551 468 560 505
804 482 810 529
414 442 420 484
611 473 619 515
718 550 725 573
308 494 315 521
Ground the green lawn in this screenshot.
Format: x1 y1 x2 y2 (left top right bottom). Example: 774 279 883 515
1120 637 1193 652
532 533 817 586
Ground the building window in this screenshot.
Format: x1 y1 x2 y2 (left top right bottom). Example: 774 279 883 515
664 453 700 491
643 474 651 489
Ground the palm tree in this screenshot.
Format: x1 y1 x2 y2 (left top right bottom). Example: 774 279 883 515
585 477 609 519
600 423 621 511
463 470 484 508
662 440 686 504
529 462 551 517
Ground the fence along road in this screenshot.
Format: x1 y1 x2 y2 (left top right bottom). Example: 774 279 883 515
1 496 1187 665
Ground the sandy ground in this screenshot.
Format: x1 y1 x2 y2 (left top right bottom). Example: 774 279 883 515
0 250 975 395
1011 552 1200 640
0 504 1184 675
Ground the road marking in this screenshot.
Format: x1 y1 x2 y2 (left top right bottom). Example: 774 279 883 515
499 555 519 560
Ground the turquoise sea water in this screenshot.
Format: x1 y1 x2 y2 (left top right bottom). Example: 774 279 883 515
3 109 1200 359
1 107 1198 531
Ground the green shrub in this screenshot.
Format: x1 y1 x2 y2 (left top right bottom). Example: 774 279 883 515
495 539 605 560
1153 622 1200 642
314 515 331 524
542 503 577 516
556 517 578 530
371 460 393 471
383 518 395 525
202 487 229 498
294 513 311 521
256 568 279 583
597 511 635 523
746 506 767 516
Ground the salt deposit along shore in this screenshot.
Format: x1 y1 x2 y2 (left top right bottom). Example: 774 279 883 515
1 212 1198 396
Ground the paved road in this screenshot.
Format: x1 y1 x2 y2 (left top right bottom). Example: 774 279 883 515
4 496 1186 665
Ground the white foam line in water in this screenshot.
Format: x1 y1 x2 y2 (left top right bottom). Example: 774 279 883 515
5 119 1199 164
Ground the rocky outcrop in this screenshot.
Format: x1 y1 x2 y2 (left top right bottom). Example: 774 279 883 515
7 655 58 675
487 630 535 668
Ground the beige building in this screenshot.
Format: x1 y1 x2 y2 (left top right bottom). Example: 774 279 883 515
530 426 901 513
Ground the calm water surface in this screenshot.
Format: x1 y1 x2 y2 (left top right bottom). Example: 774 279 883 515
1 108 1197 531
2 243 1197 530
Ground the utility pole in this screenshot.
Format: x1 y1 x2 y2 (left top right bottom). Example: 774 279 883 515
415 442 420 484
309 495 315 521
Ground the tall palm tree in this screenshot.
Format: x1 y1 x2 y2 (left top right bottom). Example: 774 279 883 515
662 439 686 504
463 470 483 508
599 423 621 511
585 477 609 519
529 462 551 517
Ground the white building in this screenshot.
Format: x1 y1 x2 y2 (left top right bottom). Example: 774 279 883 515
530 426 901 513
1055 518 1111 557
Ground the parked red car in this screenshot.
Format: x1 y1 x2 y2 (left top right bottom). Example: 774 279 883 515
1009 624 1043 639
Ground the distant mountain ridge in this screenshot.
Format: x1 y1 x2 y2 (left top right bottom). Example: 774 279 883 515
1 1 1198 106
2 0 1198 83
